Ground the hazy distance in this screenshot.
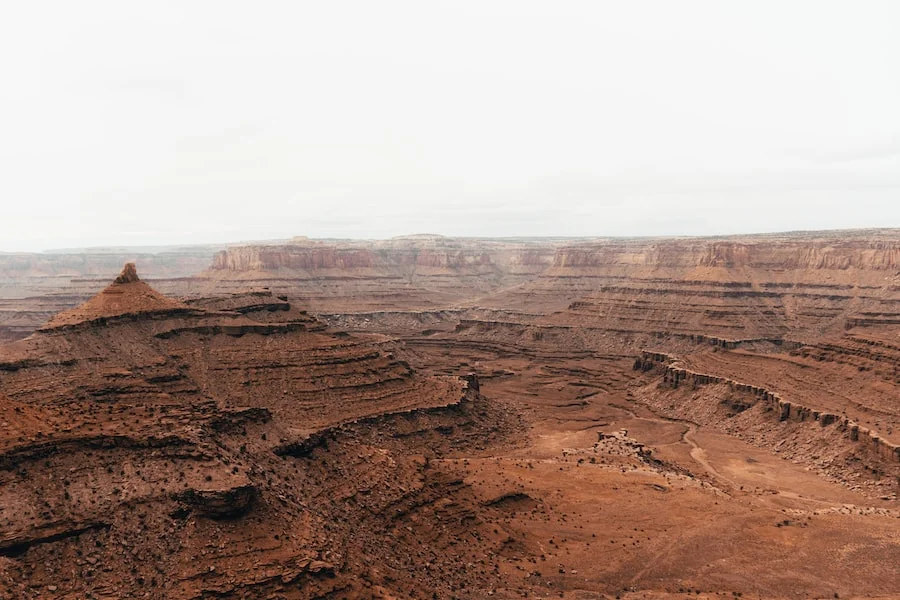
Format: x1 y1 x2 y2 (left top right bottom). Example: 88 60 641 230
1 1 898 252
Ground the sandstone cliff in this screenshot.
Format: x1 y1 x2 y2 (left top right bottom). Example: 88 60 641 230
550 232 900 280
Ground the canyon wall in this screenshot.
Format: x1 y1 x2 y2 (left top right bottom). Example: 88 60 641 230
549 231 900 280
205 236 555 276
505 232 900 341
3 232 900 597
3 230 899 342
210 245 381 272
637 352 900 464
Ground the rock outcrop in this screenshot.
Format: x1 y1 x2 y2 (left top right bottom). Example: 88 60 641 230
41 263 197 329
0 267 519 598
550 233 900 273
3 228 900 598
638 352 900 464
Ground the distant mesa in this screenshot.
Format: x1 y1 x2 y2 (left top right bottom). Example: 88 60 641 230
42 262 193 329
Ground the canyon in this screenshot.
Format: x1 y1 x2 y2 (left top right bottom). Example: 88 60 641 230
0 230 898 599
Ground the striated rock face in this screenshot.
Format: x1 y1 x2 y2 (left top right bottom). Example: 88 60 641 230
41 263 196 329
408 248 492 268
200 237 565 314
0 270 519 598
462 231 900 343
3 230 900 598
639 352 900 464
208 238 500 274
211 245 381 272
550 234 900 273
173 484 258 519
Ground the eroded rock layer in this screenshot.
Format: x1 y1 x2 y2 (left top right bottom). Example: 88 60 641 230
0 267 522 598
0 245 223 343
3 230 900 599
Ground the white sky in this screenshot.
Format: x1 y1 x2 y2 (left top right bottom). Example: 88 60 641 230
1 1 898 251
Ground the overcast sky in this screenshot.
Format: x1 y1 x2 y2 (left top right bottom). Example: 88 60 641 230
1 1 898 252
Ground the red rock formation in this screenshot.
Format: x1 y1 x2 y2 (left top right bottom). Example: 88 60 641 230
0 266 519 598
42 263 196 329
4 226 900 598
210 245 381 272
639 352 900 465
0 246 223 343
550 233 900 274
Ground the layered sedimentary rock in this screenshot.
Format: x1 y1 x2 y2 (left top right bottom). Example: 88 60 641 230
0 245 223 343
636 352 900 464
0 265 519 598
201 235 562 312
208 235 555 276
549 233 900 272
504 231 900 339
312 230 900 488
4 231 900 598
202 231 900 464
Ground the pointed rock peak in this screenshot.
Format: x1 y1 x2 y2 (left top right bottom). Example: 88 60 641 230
41 263 193 330
114 262 140 284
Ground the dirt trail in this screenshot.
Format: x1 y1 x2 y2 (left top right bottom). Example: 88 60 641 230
605 400 886 514
607 402 731 485
681 423 730 483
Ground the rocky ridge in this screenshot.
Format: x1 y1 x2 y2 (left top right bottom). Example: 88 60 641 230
0 265 521 598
